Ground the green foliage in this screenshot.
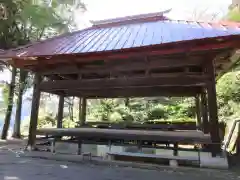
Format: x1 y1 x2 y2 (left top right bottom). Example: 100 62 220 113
227 7 240 22
1 83 9 106
88 97 196 124
217 71 240 122
115 104 133 122
38 114 56 128
217 72 240 103
0 0 86 138
92 99 117 121
109 112 122 123
147 104 166 120
62 118 77 128
150 117 195 123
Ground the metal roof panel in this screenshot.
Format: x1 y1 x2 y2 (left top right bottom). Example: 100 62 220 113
1 14 240 58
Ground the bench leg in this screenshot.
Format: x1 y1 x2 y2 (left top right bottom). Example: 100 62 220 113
82 153 92 161
173 143 178 156
50 139 56 153
78 139 82 155
137 141 142 152
197 147 201 165
108 140 112 151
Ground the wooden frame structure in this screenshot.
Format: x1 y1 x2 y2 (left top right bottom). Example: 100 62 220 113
1 12 240 155
29 47 237 155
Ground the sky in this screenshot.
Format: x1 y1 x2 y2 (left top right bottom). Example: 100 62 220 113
76 0 232 27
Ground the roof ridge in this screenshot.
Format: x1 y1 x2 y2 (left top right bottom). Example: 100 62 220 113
171 19 240 27
91 9 171 26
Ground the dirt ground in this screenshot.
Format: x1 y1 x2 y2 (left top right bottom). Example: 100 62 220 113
0 144 239 180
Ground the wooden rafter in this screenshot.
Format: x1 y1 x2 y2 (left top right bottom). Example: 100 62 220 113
59 86 202 98
40 57 203 76
39 75 208 92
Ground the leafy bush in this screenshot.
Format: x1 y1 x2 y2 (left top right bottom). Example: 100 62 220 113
37 114 56 128
147 104 166 120
109 112 122 122
217 72 240 103
62 118 77 128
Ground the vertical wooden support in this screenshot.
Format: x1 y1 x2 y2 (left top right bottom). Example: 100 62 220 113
200 90 209 134
195 95 201 130
205 60 221 156
57 95 64 128
50 138 56 153
78 97 82 125
79 97 87 126
173 143 178 156
77 97 86 154
137 141 142 152
77 138 82 155
27 74 42 149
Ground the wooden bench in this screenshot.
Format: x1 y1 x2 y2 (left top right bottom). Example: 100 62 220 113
36 128 212 157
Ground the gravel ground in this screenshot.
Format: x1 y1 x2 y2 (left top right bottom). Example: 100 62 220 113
0 145 240 180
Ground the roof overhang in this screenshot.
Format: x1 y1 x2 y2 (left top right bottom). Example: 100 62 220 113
3 35 239 76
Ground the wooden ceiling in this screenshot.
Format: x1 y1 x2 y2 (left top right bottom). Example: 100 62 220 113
33 50 234 98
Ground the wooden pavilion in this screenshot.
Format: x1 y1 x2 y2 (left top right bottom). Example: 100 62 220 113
1 11 240 155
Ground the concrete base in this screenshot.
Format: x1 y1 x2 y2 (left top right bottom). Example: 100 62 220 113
35 142 229 169
169 160 178 167
55 142 78 154
200 154 229 169
22 151 230 172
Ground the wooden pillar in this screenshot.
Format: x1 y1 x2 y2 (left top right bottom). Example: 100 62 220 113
27 74 42 149
79 97 87 126
205 60 221 155
78 97 82 125
200 90 209 134
195 95 201 130
57 95 64 128
77 97 86 154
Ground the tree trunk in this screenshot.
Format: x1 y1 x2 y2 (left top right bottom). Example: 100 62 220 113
79 97 86 126
12 69 27 138
1 67 17 139
27 74 42 148
125 98 130 107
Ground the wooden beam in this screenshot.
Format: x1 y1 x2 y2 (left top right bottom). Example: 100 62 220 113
78 97 87 126
27 74 42 149
200 90 209 134
80 98 87 126
195 95 201 130
40 75 208 92
57 95 64 128
205 60 221 156
78 98 82 125
36 128 211 143
40 58 203 75
61 86 201 98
